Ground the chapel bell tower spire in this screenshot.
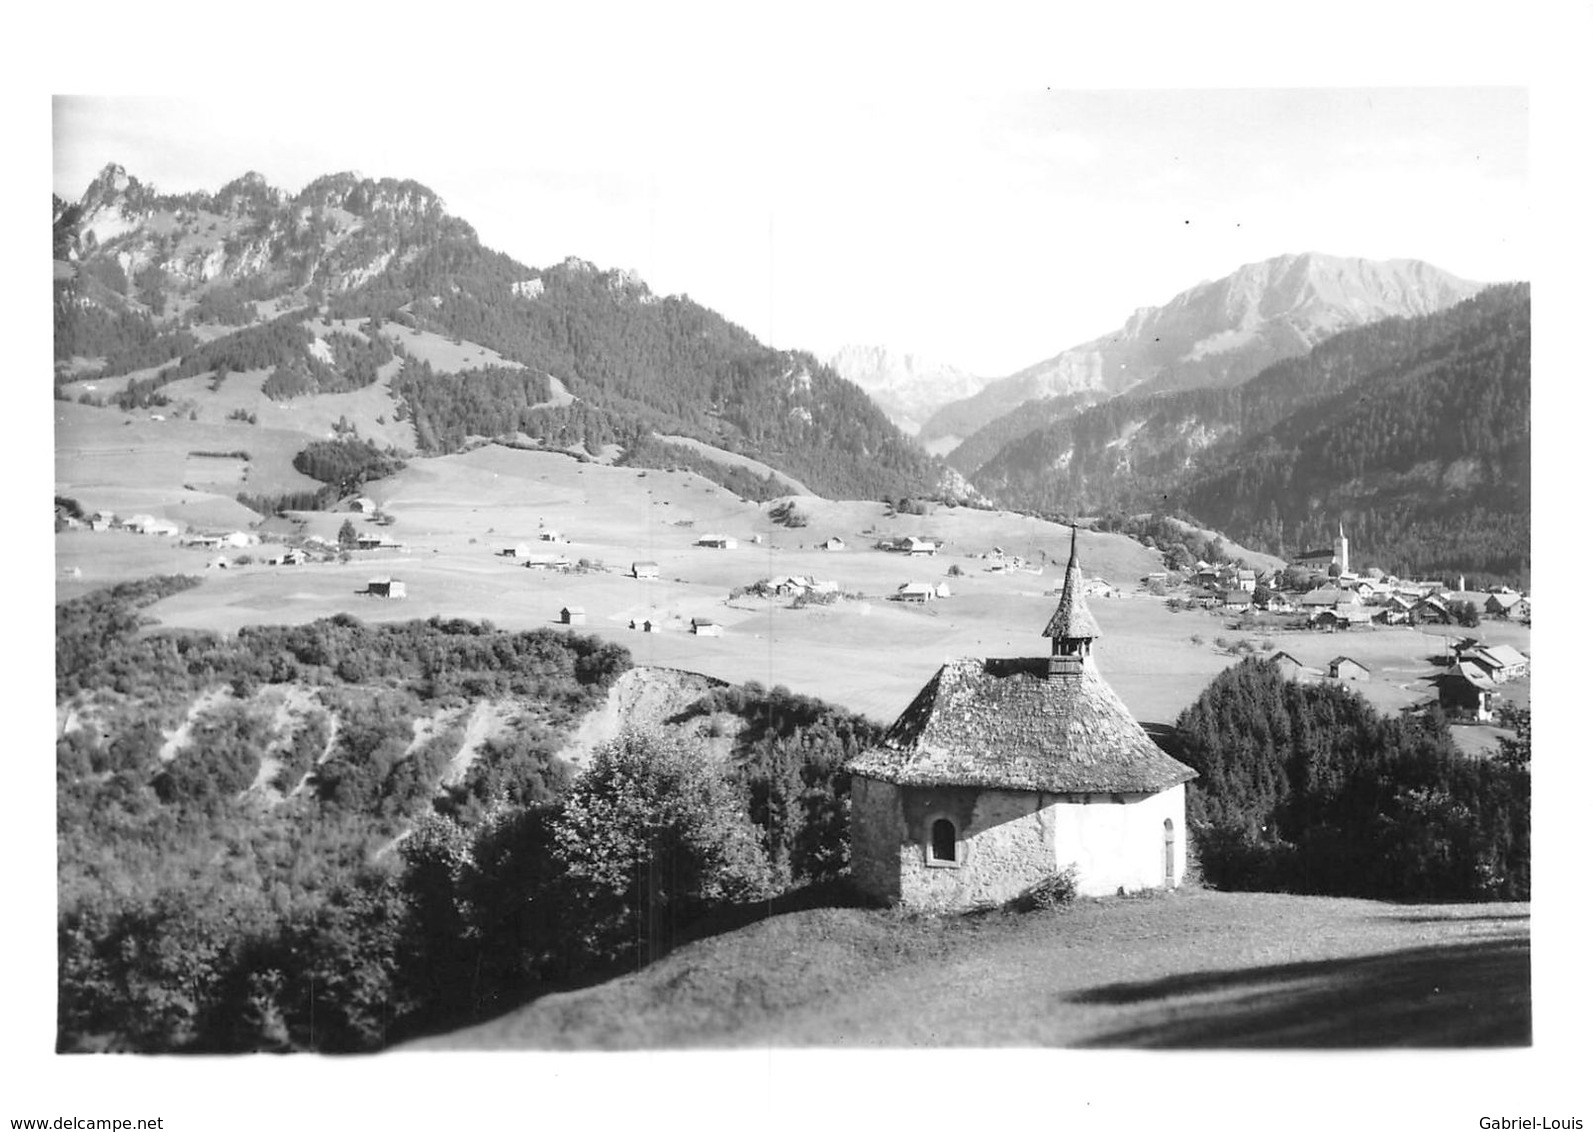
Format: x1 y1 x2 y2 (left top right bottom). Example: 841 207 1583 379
1042 526 1102 678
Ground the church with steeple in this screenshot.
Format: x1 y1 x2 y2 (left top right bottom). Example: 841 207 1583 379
846 528 1198 911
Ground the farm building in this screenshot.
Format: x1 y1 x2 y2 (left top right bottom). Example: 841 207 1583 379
822 536 846 551
560 606 587 626
1268 652 1313 681
1236 569 1257 592
696 534 738 549
367 577 406 599
523 554 572 571
127 514 180 537
1328 656 1370 682
1300 586 1354 609
632 561 661 580
847 528 1197 911
355 534 404 551
1462 644 1529 682
1437 662 1497 721
351 497 377 513
206 556 230 570
1485 592 1525 618
539 530 568 543
504 543 533 559
690 618 724 637
1221 589 1252 611
641 619 658 632
903 536 938 557
269 548 309 567
935 582 953 599
896 582 937 603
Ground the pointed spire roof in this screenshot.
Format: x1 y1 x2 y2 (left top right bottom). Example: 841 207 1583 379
1043 526 1101 640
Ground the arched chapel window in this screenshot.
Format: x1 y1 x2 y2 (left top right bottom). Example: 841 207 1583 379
931 818 957 862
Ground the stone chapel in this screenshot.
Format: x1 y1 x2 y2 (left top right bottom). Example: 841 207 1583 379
847 529 1198 911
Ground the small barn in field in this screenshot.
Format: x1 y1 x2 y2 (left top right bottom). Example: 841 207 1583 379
632 561 661 580
847 529 1197 912
560 606 587 626
1268 652 1311 681
1328 656 1370 682
367 577 406 599
690 618 724 637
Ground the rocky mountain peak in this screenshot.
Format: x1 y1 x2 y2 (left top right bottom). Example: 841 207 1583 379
920 253 1486 449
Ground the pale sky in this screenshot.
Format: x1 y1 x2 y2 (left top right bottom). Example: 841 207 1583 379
53 85 1528 377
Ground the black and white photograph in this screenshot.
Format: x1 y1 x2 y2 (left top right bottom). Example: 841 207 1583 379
14 5 1588 1130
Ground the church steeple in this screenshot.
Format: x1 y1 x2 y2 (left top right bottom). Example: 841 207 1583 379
1042 526 1101 678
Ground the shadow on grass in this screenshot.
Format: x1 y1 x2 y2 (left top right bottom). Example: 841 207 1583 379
1067 938 1529 1048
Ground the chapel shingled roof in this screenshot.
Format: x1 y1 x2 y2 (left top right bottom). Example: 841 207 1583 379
1042 527 1101 641
845 656 1197 793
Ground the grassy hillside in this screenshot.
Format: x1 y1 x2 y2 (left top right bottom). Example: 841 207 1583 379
411 888 1529 1049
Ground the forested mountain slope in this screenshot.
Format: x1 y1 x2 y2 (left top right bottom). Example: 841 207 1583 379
54 164 954 504
972 285 1529 582
923 252 1482 452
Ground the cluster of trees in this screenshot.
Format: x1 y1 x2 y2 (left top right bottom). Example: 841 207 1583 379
187 285 258 327
389 360 555 450
1089 512 1244 570
236 488 336 515
291 437 407 496
1172 658 1529 900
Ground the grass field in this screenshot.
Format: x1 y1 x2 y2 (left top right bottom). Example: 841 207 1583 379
57 438 1529 737
410 887 1530 1049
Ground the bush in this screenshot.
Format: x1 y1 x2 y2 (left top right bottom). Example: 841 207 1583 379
551 730 777 966
1007 866 1079 912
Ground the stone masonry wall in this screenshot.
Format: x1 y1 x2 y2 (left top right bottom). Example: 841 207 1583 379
848 776 903 905
896 786 1056 912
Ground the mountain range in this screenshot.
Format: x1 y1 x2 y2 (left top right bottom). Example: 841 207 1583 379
971 283 1530 582
919 252 1485 453
53 163 965 505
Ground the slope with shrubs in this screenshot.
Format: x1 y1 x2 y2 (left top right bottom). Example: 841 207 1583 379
56 577 880 1052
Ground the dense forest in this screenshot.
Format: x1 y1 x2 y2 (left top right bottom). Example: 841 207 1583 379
56 578 879 1052
970 286 1530 583
1171 659 1529 900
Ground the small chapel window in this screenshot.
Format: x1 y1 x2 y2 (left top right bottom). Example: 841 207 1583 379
930 818 957 863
